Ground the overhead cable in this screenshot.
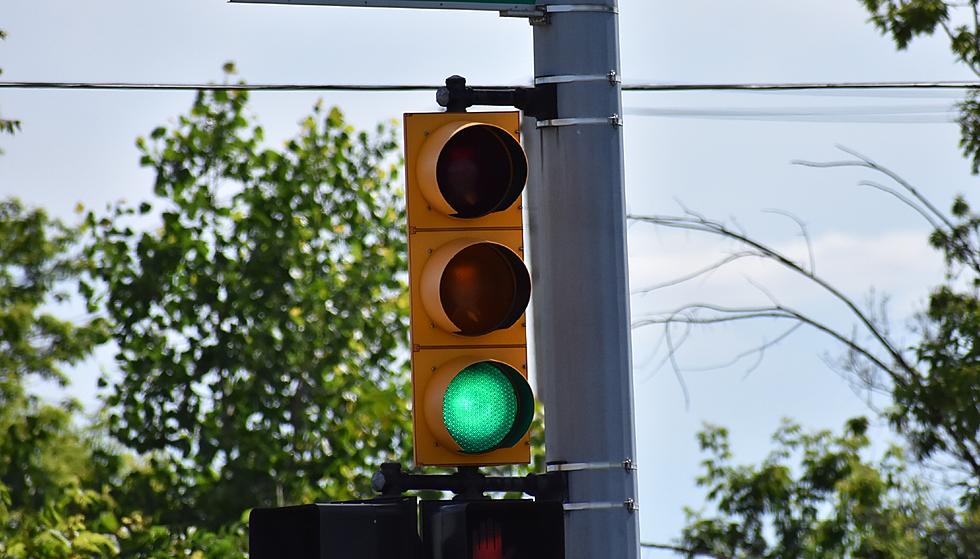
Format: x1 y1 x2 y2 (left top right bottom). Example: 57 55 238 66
0 80 979 92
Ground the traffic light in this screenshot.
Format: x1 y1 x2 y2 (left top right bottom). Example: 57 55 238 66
404 111 533 467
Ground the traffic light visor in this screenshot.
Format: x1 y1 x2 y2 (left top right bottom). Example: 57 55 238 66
417 122 527 218
421 239 531 336
424 358 533 455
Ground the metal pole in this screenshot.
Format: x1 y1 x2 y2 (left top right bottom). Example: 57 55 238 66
525 1 640 558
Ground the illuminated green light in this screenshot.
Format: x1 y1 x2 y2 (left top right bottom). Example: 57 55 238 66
442 362 518 454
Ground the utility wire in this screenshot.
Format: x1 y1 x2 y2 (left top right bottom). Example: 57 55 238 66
0 81 439 92
0 79 979 92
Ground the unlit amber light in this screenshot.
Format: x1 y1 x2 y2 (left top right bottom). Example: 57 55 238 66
439 243 530 336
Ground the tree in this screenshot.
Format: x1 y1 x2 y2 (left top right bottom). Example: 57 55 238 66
630 2 980 556
645 419 980 559
630 0 980 505
0 201 116 558
0 198 109 526
82 75 411 527
859 1 980 173
630 149 980 504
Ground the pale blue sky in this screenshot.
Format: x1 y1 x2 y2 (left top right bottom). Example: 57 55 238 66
1 0 975 554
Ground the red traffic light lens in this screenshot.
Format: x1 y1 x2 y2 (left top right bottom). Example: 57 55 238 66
439 242 530 337
436 125 527 219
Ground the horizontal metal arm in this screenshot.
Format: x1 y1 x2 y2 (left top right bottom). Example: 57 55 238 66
436 75 557 120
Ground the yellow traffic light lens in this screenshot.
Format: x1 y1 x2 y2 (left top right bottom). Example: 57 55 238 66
435 125 527 218
443 362 519 454
439 243 530 336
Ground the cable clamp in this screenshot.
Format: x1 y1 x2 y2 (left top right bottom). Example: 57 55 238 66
534 70 620 86
563 498 638 513
547 458 637 473
536 114 622 128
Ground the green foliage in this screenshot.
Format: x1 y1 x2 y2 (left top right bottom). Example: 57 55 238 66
888 197 980 503
0 199 109 388
853 0 980 503
82 85 411 526
859 1 980 171
0 197 245 556
679 419 980 559
860 0 949 49
0 29 22 146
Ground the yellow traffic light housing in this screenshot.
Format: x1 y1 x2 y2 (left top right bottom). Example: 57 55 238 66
405 111 532 467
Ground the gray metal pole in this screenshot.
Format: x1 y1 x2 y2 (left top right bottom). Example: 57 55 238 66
524 1 640 558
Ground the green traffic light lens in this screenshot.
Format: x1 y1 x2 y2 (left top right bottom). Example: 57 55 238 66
443 362 518 454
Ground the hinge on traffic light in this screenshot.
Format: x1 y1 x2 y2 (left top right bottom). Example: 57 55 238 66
436 75 557 121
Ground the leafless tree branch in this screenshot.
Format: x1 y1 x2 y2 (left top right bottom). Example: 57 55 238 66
628 213 919 385
857 179 943 230
635 302 898 378
679 323 803 378
763 208 815 274
664 317 692 408
632 251 761 295
793 145 955 232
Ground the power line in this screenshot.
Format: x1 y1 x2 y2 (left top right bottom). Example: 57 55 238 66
0 79 978 92
0 81 439 92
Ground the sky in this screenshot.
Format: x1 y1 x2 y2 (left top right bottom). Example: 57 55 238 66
1 0 976 555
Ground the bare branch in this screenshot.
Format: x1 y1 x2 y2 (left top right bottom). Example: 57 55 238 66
634 301 898 382
679 323 803 378
857 179 942 230
664 318 692 409
762 208 815 274
793 145 955 232
632 251 761 295
628 214 919 384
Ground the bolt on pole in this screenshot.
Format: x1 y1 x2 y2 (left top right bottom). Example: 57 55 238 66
525 1 641 558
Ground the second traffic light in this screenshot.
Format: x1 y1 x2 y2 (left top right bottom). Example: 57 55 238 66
405 111 533 467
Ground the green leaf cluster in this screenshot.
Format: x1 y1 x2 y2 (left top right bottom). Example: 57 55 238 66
854 0 980 505
0 29 22 149
81 86 411 526
2 59 415 554
0 200 246 556
859 1 980 172
679 419 980 559
0 200 109 388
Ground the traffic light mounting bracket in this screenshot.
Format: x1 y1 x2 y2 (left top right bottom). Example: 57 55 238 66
372 462 567 502
436 75 557 120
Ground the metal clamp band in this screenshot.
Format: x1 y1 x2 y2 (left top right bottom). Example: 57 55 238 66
563 498 638 513
535 71 620 86
547 458 637 473
536 114 622 128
